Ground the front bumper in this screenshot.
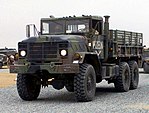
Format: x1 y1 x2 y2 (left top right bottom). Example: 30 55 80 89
10 63 79 74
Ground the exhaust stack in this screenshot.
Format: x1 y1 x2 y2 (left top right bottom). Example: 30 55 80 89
104 15 110 36
104 16 110 61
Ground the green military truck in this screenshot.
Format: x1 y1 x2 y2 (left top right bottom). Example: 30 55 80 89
10 15 143 102
142 48 149 73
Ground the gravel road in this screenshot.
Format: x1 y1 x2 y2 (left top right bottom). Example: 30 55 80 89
0 69 149 113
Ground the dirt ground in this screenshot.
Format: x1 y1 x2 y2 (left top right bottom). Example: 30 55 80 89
0 73 16 88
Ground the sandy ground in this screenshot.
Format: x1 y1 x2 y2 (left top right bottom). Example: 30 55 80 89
0 72 16 88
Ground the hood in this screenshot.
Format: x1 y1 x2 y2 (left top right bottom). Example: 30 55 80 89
21 35 87 43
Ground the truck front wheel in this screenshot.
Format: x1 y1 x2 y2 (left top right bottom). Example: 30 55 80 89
128 61 139 89
114 62 131 92
74 64 96 102
17 74 41 101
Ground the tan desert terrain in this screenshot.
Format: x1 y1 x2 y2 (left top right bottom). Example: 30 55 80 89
0 72 16 88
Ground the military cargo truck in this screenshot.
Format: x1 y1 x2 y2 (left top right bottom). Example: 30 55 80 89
0 54 8 68
0 48 17 68
10 15 143 102
142 48 149 73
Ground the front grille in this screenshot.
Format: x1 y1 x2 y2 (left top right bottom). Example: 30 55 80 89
28 42 58 61
19 41 68 62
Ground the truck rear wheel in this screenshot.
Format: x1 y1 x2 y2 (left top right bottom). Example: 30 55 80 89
74 64 96 102
17 74 41 101
114 62 131 92
128 61 139 89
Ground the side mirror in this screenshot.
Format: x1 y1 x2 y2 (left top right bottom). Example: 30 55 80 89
26 25 30 37
26 24 39 38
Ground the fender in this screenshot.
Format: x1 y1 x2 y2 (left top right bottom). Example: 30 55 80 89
73 52 102 83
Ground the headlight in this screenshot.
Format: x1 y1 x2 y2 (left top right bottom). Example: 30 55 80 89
60 50 67 56
20 50 26 57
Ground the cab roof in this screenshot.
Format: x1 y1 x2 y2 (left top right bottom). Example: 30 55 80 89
41 15 103 21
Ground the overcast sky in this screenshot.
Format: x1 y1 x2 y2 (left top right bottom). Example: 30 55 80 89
0 0 149 48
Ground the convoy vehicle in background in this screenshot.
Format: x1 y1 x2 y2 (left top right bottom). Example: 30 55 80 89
0 54 8 68
142 48 149 73
0 48 17 68
10 15 143 102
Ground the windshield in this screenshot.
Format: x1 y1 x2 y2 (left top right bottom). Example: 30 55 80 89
42 20 65 34
66 19 89 33
41 19 89 35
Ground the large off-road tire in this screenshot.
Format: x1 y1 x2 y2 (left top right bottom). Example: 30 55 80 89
128 61 139 89
143 62 149 73
114 62 131 92
17 74 41 101
74 64 96 102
